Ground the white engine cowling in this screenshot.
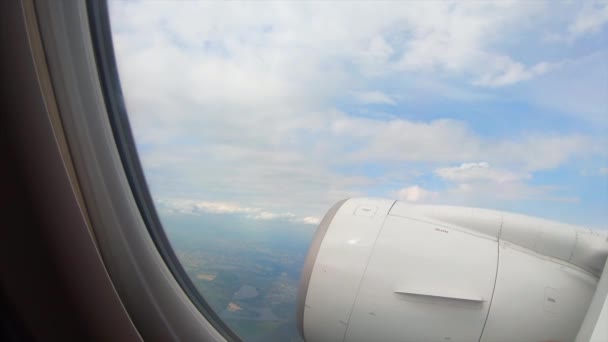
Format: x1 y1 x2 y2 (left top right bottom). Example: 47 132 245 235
297 198 608 342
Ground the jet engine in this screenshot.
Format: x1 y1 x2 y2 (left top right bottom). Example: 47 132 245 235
297 198 608 342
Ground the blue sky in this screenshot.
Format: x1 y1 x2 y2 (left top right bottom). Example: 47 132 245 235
109 1 608 228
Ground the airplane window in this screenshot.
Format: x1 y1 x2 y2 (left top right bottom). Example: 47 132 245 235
107 1 607 341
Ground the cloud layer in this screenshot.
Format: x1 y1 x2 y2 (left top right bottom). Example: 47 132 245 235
157 199 321 225
109 1 608 227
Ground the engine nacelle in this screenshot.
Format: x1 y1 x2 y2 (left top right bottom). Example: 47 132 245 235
297 198 608 342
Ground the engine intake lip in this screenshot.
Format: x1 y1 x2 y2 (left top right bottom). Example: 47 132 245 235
296 198 349 340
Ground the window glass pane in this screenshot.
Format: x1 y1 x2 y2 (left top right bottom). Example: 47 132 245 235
108 1 607 341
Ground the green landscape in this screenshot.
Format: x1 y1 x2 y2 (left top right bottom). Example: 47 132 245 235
162 213 315 341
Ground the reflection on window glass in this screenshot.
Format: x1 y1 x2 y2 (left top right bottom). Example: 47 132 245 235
109 1 607 340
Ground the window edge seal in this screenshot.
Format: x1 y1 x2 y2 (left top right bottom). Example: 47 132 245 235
85 2 242 341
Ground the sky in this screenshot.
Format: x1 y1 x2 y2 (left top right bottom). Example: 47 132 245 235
109 1 608 229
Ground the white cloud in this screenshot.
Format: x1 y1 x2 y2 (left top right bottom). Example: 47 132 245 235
492 135 593 171
545 1 608 43
300 216 322 225
474 58 559 88
135 108 592 219
394 2 557 87
331 116 591 171
157 199 320 225
355 91 396 105
524 51 608 126
396 2 498 73
358 36 395 75
435 162 529 183
111 0 561 120
394 185 439 202
193 201 259 215
140 140 372 217
569 1 608 38
390 162 580 207
108 1 605 225
427 161 580 205
599 167 608 175
443 182 580 204
391 176 579 208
